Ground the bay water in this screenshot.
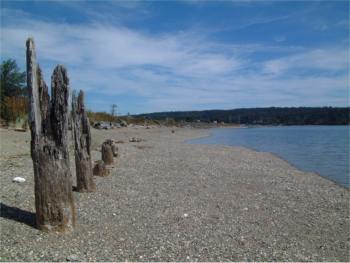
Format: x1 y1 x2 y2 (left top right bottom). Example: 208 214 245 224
188 125 349 188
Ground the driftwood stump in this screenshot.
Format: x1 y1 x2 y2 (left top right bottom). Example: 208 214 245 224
111 141 118 157
101 139 116 165
26 38 75 233
72 90 96 192
93 160 109 177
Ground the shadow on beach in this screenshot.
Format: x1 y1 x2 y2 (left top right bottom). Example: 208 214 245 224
0 203 36 228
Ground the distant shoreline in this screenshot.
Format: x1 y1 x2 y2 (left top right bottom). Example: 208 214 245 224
135 107 350 126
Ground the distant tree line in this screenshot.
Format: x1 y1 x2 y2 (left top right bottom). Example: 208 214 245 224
2 59 349 126
136 107 350 125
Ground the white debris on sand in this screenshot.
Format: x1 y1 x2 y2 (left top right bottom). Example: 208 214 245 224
12 177 26 183
66 254 80 262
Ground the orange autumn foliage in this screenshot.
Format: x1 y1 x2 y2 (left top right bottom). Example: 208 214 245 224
3 96 28 122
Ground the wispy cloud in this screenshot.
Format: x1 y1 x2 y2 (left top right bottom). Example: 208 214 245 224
273 36 286 43
337 19 350 29
263 48 349 75
1 6 348 113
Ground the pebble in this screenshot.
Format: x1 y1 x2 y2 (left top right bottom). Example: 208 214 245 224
66 254 80 262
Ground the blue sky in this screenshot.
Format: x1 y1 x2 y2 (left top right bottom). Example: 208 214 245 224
1 0 349 114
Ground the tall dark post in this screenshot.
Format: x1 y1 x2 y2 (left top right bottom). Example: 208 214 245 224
72 90 96 192
26 38 75 233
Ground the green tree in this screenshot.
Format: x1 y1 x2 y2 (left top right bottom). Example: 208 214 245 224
0 59 27 121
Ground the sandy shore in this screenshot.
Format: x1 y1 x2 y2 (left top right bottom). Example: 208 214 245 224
0 126 349 261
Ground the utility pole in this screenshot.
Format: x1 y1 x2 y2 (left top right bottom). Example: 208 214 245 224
111 104 118 119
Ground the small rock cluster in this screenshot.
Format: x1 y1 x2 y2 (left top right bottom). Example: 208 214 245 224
129 137 142 142
93 119 127 130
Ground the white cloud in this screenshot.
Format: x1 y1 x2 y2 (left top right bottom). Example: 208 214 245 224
1 8 348 113
263 48 349 75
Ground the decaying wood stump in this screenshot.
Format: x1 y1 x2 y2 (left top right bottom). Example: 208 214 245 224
72 90 96 192
111 141 118 157
101 139 117 165
93 160 109 177
26 38 75 233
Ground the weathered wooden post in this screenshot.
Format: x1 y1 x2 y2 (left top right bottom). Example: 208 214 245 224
26 38 75 232
93 160 110 177
72 90 96 192
101 139 117 165
101 142 114 165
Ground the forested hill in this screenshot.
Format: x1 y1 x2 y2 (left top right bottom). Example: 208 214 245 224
135 107 350 125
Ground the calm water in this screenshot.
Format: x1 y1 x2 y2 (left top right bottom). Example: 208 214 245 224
188 126 350 188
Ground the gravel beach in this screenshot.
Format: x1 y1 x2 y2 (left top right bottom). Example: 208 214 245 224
0 126 349 262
